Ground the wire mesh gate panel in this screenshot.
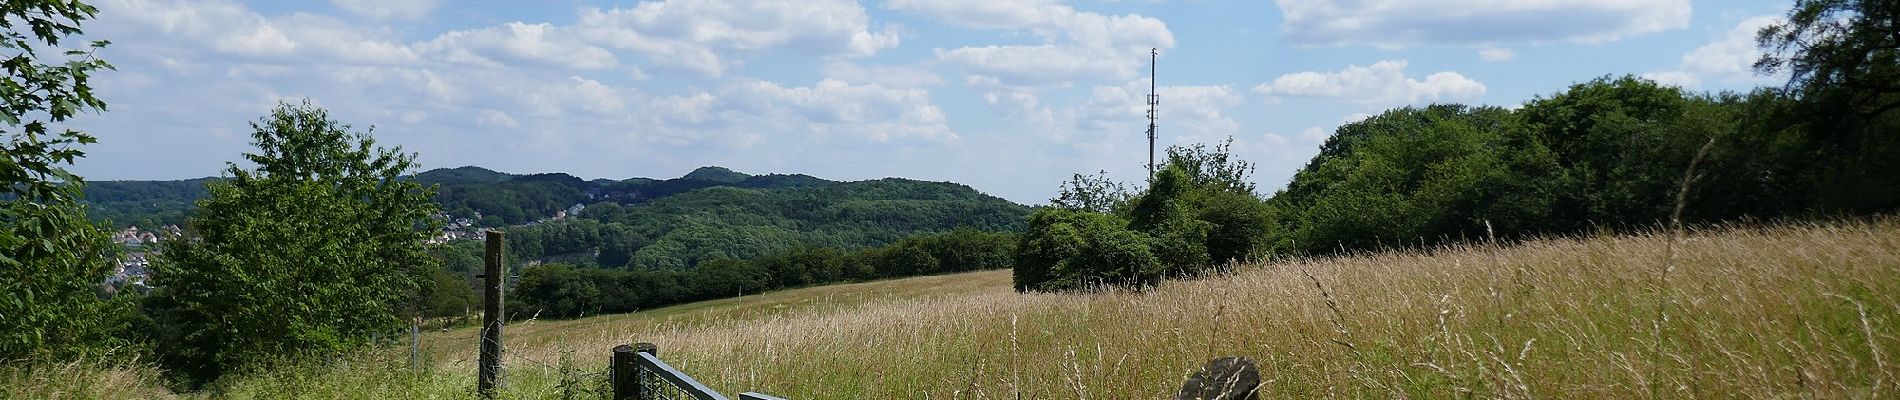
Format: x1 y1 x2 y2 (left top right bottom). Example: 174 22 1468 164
633 351 726 400
613 343 788 400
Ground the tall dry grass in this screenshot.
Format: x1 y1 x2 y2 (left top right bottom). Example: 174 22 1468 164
10 218 1894 398
440 218 1899 398
0 355 174 400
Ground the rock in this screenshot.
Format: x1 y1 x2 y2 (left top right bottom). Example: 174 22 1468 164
1175 356 1260 400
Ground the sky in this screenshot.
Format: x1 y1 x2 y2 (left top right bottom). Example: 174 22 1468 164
69 0 1794 204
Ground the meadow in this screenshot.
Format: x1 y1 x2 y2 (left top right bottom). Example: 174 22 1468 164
10 217 1897 398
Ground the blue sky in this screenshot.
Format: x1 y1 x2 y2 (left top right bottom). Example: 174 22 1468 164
72 0 1793 204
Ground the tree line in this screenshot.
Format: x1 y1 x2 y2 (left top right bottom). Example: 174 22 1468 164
509 227 1016 319
1013 0 1900 291
5 0 1895 391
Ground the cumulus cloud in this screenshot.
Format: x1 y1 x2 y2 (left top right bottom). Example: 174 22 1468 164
78 0 962 190
100 0 424 65
1277 0 1690 47
720 79 958 143
887 0 1173 87
421 22 618 70
100 0 292 56
1254 60 1486 107
821 62 944 88
331 0 438 20
936 45 1133 87
576 0 899 76
1644 16 1784 89
1077 80 1244 144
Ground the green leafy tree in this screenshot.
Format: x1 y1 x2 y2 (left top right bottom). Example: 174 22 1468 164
0 0 117 360
1755 1 1900 212
1756 0 1900 117
1278 104 1552 253
1518 77 1736 229
1012 209 1161 292
147 101 441 385
415 267 476 322
1129 140 1275 269
1051 170 1131 213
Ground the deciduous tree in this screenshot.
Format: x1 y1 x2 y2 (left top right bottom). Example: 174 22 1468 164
148 101 440 385
0 0 116 360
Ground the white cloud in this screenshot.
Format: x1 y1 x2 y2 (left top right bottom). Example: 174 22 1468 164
1254 60 1487 107
889 0 1173 86
982 89 1056 129
82 0 958 184
100 0 295 56
647 92 720 129
1644 16 1783 89
551 76 628 116
331 0 438 20
720 79 957 143
221 23 296 55
1078 80 1243 143
422 23 618 70
1478 47 1514 62
477 110 519 128
576 0 899 76
1277 0 1690 47
108 0 895 76
1643 71 1700 88
100 0 423 65
1300 127 1331 142
275 14 419 65
883 0 1071 29
936 45 1132 87
821 62 944 87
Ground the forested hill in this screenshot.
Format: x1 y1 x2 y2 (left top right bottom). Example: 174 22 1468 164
419 165 841 226
488 177 1031 271
82 166 1023 232
83 177 220 229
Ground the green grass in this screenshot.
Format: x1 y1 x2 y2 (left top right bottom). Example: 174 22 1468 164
8 218 1898 398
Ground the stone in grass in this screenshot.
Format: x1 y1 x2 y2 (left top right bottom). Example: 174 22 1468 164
1175 356 1260 400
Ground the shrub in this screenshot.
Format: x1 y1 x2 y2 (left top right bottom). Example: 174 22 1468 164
1013 208 1162 292
147 102 440 385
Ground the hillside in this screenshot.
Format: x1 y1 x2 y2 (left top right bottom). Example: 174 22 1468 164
445 218 1899 398
82 177 220 229
14 218 1896 398
418 175 1027 276
82 165 1021 230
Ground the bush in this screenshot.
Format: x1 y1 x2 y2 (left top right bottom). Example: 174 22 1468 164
1129 143 1274 273
1013 208 1162 292
147 102 440 386
1015 139 1276 292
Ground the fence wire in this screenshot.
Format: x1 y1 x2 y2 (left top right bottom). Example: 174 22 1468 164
638 365 716 400
630 351 729 400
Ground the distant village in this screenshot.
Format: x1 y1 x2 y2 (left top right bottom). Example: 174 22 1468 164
103 225 178 296
106 203 587 294
427 203 584 244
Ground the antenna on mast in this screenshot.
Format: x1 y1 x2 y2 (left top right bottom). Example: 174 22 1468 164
1145 48 1159 181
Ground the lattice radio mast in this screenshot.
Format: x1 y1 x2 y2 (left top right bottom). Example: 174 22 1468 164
1145 48 1159 181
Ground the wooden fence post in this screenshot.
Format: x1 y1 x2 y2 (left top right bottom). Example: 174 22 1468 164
613 343 661 400
410 316 420 371
478 230 506 398
612 344 636 400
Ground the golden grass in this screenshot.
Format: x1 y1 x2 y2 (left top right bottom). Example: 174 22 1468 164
421 218 1899 398
0 355 175 400
9 218 1895 398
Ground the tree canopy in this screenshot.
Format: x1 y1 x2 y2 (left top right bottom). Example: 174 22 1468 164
0 0 117 361
145 101 441 385
1756 0 1900 117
